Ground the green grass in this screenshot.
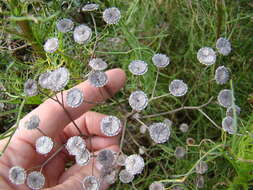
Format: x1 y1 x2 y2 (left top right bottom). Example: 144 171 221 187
0 0 253 189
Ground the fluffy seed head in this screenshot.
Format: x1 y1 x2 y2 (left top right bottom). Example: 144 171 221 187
174 146 186 159
73 24 92 44
196 161 208 174
24 115 40 130
82 3 99 12
119 169 134 184
128 60 148 75
179 123 189 133
88 70 108 87
152 53 170 68
149 181 165 190
169 79 188 97
125 154 145 175
222 116 236 134
129 90 148 111
26 171 45 190
35 136 54 155
100 116 121 137
215 66 230 85
24 79 38 96
75 149 90 166
66 88 84 108
103 7 121 25
149 122 170 144
66 136 86 156
197 47 216 66
9 166 26 185
89 58 108 71
82 176 100 190
38 71 52 89
216 37 232 56
48 67 70 91
56 18 74 33
96 149 115 167
195 175 205 189
226 105 241 117
43 38 59 53
217 89 233 108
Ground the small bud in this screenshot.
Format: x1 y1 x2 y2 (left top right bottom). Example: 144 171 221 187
174 146 186 159
89 58 108 71
100 116 121 137
26 171 45 190
66 88 84 108
9 166 26 185
24 79 38 97
88 70 108 88
169 79 188 97
196 161 208 174
96 149 115 167
73 24 92 44
119 169 134 184
43 38 59 53
179 123 189 133
149 122 170 144
24 115 40 130
215 66 230 85
186 138 195 145
152 53 170 68
66 136 86 156
75 149 90 166
82 3 99 12
216 37 232 56
217 89 233 108
128 90 148 111
103 7 121 25
149 181 165 190
197 47 216 66
222 116 236 134
35 136 54 155
56 18 74 33
129 60 148 75
140 125 147 134
82 176 100 190
125 154 145 175
139 146 145 155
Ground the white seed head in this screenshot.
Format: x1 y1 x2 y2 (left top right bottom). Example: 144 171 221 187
195 175 205 189
125 154 145 175
215 66 230 85
24 115 40 130
103 7 121 25
66 136 86 156
217 89 233 108
149 181 165 190
152 53 170 68
138 146 145 155
140 125 147 134
38 71 52 89
128 60 148 75
75 149 90 166
149 122 170 144
73 24 92 44
197 47 216 66
24 79 38 96
35 136 54 155
179 123 189 133
119 169 134 184
96 149 115 167
89 58 108 71
48 67 70 91
163 119 173 128
174 146 186 159
82 176 100 190
116 153 127 166
226 105 241 117
100 116 121 137
222 116 236 134
129 90 148 111
26 171 45 190
9 166 26 185
66 88 84 108
43 38 59 53
216 37 232 56
169 79 188 97
82 3 99 12
196 161 208 174
88 70 108 88
56 18 74 33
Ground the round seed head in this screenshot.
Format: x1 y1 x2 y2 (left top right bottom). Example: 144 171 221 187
100 116 121 137
24 115 40 130
196 161 208 174
149 181 165 190
26 171 45 190
48 67 70 91
125 154 145 175
103 7 121 25
9 166 26 185
104 170 117 184
179 123 189 133
38 71 52 89
215 66 230 85
226 105 241 117
89 58 108 71
169 79 188 97
119 169 134 184
43 38 59 53
149 122 170 144
82 3 99 12
163 119 173 128
197 47 216 66
35 136 54 155
24 79 38 97
96 149 115 167
222 116 236 134
88 70 108 88
75 149 90 166
66 136 86 156
152 53 170 68
128 60 148 75
56 18 74 33
217 89 233 108
195 175 205 189
73 24 92 44
174 146 186 159
140 125 147 134
129 90 148 111
186 138 195 145
116 153 127 166
66 88 84 108
216 37 232 56
82 176 100 190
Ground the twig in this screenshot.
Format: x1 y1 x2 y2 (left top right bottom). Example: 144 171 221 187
197 109 221 129
151 69 159 99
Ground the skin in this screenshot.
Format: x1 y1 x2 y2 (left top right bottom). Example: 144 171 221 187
0 68 126 190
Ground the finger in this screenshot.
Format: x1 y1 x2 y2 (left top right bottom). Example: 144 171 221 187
13 69 126 143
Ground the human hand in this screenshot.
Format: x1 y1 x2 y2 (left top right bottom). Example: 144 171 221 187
0 68 126 190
